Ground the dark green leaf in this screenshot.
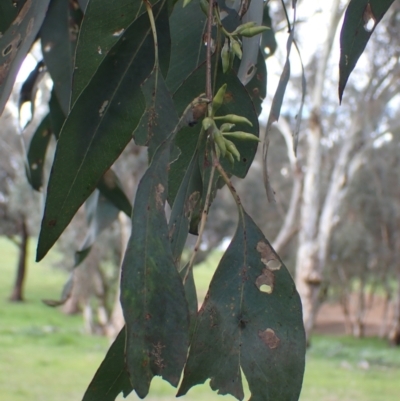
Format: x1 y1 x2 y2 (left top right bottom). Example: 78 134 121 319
0 0 27 37
36 2 170 261
120 73 188 398
74 190 120 267
243 50 267 116
180 262 198 339
178 211 305 401
134 68 179 162
41 0 82 115
71 0 145 104
339 0 395 102
0 0 51 115
82 327 134 401
26 114 52 191
97 169 132 217
261 4 277 58
49 89 65 139
77 0 89 13
166 0 207 92
169 150 202 265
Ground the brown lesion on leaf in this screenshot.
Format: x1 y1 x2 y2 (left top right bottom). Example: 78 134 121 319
13 0 32 26
184 191 200 219
256 268 275 294
155 183 165 209
0 34 22 84
146 106 158 144
151 342 165 370
256 241 281 271
258 328 280 349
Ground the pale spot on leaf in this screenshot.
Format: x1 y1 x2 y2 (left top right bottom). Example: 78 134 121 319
99 100 109 116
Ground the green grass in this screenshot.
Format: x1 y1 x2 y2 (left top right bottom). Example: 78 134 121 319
1 238 400 401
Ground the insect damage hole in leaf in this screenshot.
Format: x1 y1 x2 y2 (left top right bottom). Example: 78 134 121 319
363 3 376 32
256 241 282 270
255 268 274 294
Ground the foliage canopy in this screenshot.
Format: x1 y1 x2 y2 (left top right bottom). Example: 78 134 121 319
0 0 395 400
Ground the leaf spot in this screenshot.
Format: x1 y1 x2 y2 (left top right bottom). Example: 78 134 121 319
363 3 376 32
99 100 109 116
31 163 38 170
112 28 124 37
256 268 274 294
256 241 281 270
97 46 102 55
258 328 280 349
155 183 165 208
184 191 200 218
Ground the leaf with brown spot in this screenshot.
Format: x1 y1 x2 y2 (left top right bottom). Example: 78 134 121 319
339 0 395 101
120 72 189 399
255 268 275 294
0 0 50 115
178 211 305 401
258 328 280 349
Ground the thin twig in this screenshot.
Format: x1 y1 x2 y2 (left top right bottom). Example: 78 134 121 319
183 164 216 284
205 0 214 100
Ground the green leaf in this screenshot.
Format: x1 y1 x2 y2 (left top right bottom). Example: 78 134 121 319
97 169 132 217
134 68 179 162
169 150 202 266
0 0 27 34
120 74 188 398
166 0 207 92
179 262 198 339
71 0 145 104
36 2 170 261
178 211 306 401
82 327 134 401
48 89 65 139
74 190 120 267
40 0 82 115
261 4 277 58
339 0 395 102
25 114 52 191
0 0 51 115
237 50 266 117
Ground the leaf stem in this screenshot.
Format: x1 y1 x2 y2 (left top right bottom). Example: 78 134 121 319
183 163 216 284
144 0 159 80
205 0 214 101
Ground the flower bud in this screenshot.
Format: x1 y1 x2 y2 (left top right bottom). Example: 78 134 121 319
222 131 260 141
212 83 227 115
240 26 269 38
214 114 253 127
231 39 242 60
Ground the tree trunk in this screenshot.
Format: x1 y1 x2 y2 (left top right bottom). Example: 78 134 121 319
295 0 344 342
9 218 29 302
388 271 400 346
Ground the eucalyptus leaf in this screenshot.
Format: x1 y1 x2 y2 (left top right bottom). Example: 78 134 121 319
178 210 305 401
339 0 395 101
36 1 170 261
